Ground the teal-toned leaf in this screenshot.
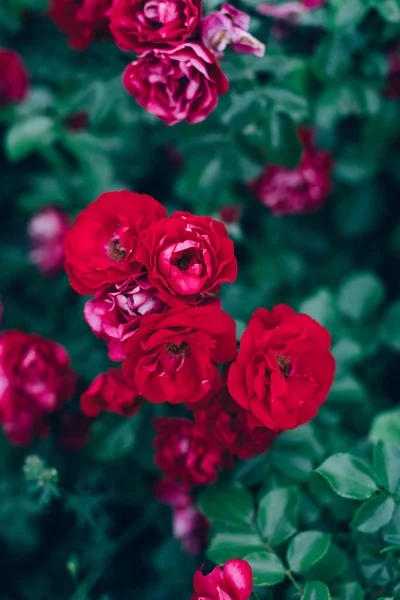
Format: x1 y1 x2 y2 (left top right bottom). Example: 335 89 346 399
5 116 56 161
198 482 254 526
244 550 286 586
371 0 400 22
316 454 377 500
373 441 400 494
351 496 395 533
339 582 365 600
257 486 300 546
287 532 331 574
329 0 369 29
299 289 338 331
207 521 264 564
380 302 400 351
338 272 385 321
370 409 400 447
303 581 330 600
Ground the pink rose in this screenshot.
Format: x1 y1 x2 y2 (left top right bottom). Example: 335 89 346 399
122 42 229 125
257 0 325 20
28 207 70 276
191 560 253 600
84 273 166 361
110 0 202 52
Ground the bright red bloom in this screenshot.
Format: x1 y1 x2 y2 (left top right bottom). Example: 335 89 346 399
153 417 227 486
63 190 167 295
49 0 113 51
250 128 333 215
193 381 275 460
191 559 253 600
28 207 70 277
110 0 202 52
122 42 229 126
0 49 29 107
227 305 335 430
0 331 76 444
122 304 237 404
84 273 166 361
137 211 237 306
80 368 143 417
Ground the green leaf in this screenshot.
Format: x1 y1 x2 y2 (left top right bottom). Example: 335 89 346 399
303 581 330 600
338 272 385 321
5 116 56 161
329 0 369 29
339 582 365 600
220 90 265 130
373 441 400 494
243 550 286 586
264 85 308 122
371 0 400 22
299 289 338 331
351 496 395 533
380 302 400 351
198 482 254 526
316 454 377 500
257 487 300 546
262 110 302 168
370 409 400 447
207 521 264 564
287 532 331 574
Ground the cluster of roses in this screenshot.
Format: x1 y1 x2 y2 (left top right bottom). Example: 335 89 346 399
50 0 265 125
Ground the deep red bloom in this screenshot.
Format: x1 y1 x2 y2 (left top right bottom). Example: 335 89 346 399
64 111 89 131
0 49 29 107
110 0 202 52
57 413 93 450
28 207 70 277
153 417 227 486
84 273 166 361
63 190 167 295
0 331 76 445
227 305 335 430
191 559 253 600
250 128 333 215
122 42 229 125
122 304 237 404
49 0 113 50
193 381 275 460
137 211 237 306
80 368 143 417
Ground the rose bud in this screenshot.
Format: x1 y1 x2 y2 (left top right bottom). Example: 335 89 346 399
110 0 202 53
249 128 333 215
122 305 237 405
173 504 209 555
57 413 93 450
200 4 265 58
153 417 227 486
136 211 237 307
227 304 335 431
49 0 113 51
191 559 253 600
64 111 89 131
84 273 166 362
28 207 70 277
122 42 228 125
154 478 192 509
81 368 143 418
0 49 29 107
63 190 167 295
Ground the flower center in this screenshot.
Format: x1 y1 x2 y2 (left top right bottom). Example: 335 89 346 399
108 237 127 262
171 248 204 274
166 342 189 356
275 354 292 378
143 0 179 25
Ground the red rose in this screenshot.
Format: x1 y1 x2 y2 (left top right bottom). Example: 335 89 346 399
153 417 227 486
122 304 237 404
84 273 167 361
193 381 275 460
191 559 253 600
227 305 335 430
0 49 29 107
28 206 70 277
81 368 143 417
63 190 167 295
110 0 202 52
137 211 237 306
2 411 49 446
250 128 333 215
0 331 76 444
49 0 113 51
122 42 229 125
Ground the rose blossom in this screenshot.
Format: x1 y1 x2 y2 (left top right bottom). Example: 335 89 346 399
122 42 229 126
193 381 276 460
63 190 167 295
49 0 113 51
200 4 265 58
3 411 49 446
0 49 29 107
122 304 237 404
386 50 400 99
191 559 253 600
84 273 166 361
110 0 202 52
137 211 237 306
153 417 227 486
227 304 335 430
250 128 333 215
28 207 70 276
81 368 143 417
